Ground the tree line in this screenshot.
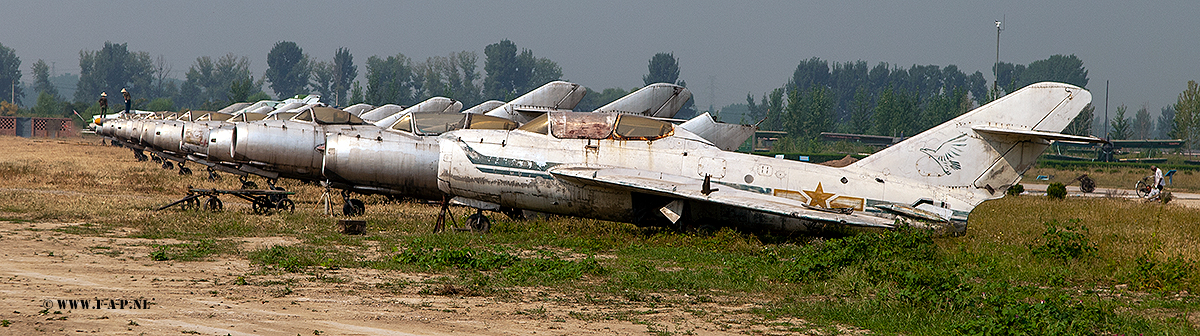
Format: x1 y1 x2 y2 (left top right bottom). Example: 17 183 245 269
0 40 696 120
743 55 1097 144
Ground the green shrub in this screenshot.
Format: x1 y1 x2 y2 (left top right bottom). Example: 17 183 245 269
1029 220 1097 262
1006 184 1025 196
1047 183 1067 199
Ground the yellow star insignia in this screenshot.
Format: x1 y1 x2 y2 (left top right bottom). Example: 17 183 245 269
803 182 836 208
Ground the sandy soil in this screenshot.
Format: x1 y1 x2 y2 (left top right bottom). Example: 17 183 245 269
0 221 844 336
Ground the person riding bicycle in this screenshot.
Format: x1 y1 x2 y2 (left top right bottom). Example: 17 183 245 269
1147 165 1165 200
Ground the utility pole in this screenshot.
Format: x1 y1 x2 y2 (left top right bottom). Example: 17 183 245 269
1104 80 1110 139
992 20 1002 100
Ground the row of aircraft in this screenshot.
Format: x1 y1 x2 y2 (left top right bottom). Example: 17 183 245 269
95 81 1101 235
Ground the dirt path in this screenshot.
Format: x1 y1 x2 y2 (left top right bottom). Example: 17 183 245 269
0 222 824 335
1021 183 1200 208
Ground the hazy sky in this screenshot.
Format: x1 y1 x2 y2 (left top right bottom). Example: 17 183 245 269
3 1 1196 115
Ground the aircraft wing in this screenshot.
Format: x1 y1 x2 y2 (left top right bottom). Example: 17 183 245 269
548 165 898 229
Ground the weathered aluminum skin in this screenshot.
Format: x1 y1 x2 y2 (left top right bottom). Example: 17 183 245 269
595 83 691 118
678 112 757 151
342 104 375 116
437 83 1093 232
358 104 404 122
484 81 586 123
232 120 326 179
461 101 505 115
322 126 443 200
373 97 461 128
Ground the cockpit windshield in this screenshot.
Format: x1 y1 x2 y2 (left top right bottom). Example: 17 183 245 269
516 114 549 134
392 113 520 135
310 107 366 125
518 112 673 141
550 112 615 139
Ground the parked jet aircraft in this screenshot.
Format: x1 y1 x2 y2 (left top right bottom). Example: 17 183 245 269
318 83 694 215
434 82 1100 233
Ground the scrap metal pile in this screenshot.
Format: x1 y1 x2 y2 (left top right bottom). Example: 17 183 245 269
95 81 1101 235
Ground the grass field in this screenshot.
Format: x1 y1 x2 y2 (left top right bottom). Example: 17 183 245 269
3 135 1200 335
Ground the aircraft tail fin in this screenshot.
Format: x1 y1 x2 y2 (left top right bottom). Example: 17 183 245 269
372 97 462 128
484 81 585 123
595 83 692 118
679 112 757 151
849 82 1094 204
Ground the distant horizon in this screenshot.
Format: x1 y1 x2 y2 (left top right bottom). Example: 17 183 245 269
3 1 1195 118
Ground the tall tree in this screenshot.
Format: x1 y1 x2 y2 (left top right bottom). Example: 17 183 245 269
75 42 155 104
411 51 483 105
0 42 21 106
872 87 917 137
1173 81 1200 149
1132 105 1153 140
483 40 561 100
364 53 414 105
332 47 356 106
1108 104 1132 140
1021 54 1089 89
784 86 834 139
309 60 334 101
848 87 872 134
1064 103 1094 136
178 54 255 108
1157 106 1176 139
31 59 58 99
265 41 310 99
483 40 520 100
643 52 680 85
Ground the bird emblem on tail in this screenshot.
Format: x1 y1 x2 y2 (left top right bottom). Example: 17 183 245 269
919 134 968 175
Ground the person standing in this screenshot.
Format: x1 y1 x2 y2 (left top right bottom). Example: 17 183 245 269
98 92 108 116
122 88 131 113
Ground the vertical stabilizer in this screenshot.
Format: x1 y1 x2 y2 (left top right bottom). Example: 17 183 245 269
849 82 1091 203
484 81 585 123
595 83 692 118
373 97 462 128
679 112 757 151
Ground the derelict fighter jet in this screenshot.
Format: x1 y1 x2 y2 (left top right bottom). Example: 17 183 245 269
319 82 694 215
434 82 1100 233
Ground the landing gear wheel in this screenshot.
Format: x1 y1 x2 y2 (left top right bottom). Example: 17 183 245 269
268 187 286 204
179 167 193 175
466 211 490 233
239 176 257 190
252 201 268 215
343 199 365 217
204 197 223 212
276 199 295 213
152 156 162 164
162 161 174 170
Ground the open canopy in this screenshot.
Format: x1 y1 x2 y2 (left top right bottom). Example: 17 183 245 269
517 112 674 141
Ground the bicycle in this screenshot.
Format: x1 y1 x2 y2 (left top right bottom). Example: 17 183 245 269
1135 176 1157 199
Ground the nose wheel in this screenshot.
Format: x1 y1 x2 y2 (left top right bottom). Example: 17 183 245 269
465 210 490 233
341 190 365 217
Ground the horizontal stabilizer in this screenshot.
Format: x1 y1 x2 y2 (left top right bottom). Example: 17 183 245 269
971 126 1105 143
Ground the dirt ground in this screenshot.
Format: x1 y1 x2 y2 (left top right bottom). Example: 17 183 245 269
0 135 866 335
0 220 843 336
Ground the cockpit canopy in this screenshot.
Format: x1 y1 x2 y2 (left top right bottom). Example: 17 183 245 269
290 107 366 125
194 112 234 122
390 112 519 136
516 112 674 141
